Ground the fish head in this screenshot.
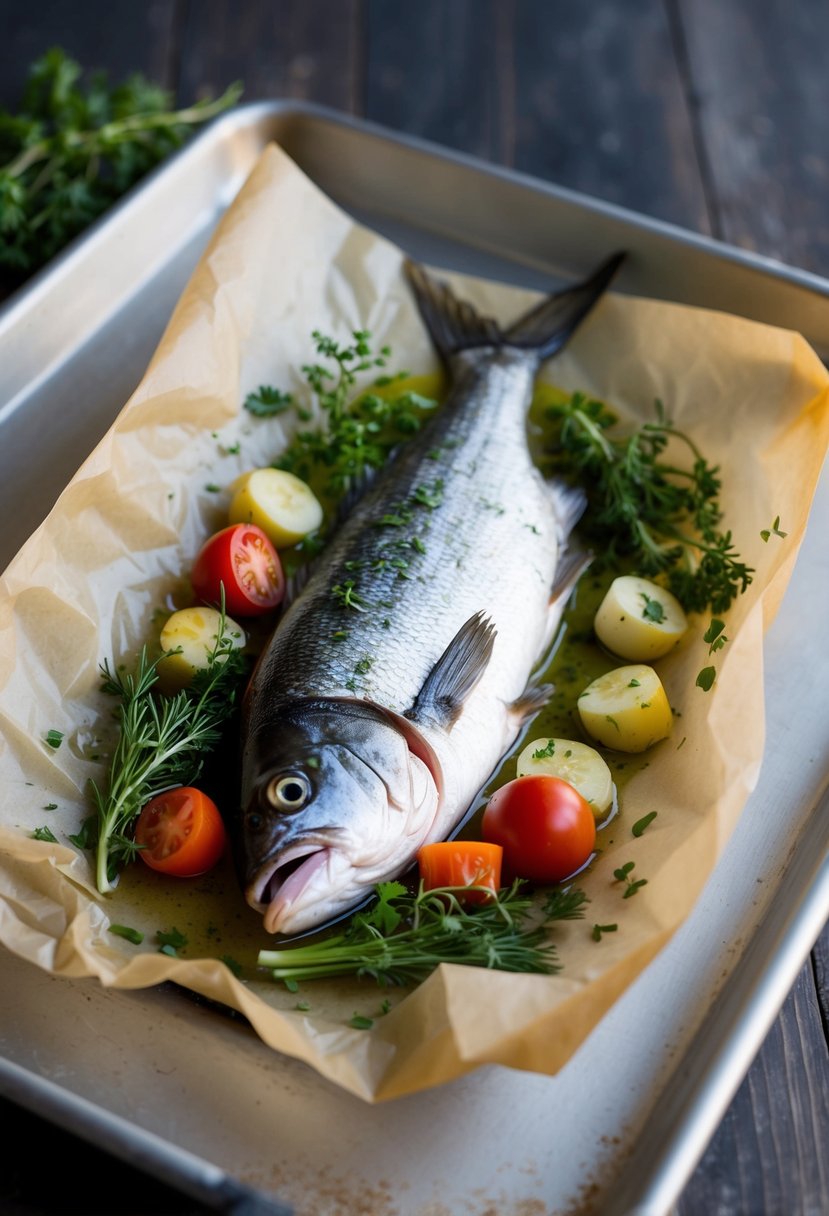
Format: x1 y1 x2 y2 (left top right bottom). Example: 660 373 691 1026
239 698 440 934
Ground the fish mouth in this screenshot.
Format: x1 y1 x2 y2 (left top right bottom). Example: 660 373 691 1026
248 843 333 934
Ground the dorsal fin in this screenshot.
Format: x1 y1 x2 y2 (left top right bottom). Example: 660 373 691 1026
405 611 497 730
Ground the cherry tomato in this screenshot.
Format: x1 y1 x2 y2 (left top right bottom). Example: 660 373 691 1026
482 775 596 883
417 841 502 903
135 787 226 877
191 524 284 617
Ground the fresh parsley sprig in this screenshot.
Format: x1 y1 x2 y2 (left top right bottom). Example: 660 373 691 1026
244 329 438 498
258 879 586 986
544 393 753 613
91 611 246 893
0 48 241 285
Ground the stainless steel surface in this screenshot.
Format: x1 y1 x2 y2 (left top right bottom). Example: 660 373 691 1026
1 101 827 1215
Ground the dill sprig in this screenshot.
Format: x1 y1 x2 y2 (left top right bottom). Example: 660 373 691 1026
257 879 586 986
245 329 438 498
545 393 753 614
91 610 246 893
0 48 241 285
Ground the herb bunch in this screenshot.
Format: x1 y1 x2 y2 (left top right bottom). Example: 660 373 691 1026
245 329 438 499
545 393 753 613
257 878 587 986
91 616 246 894
0 48 241 284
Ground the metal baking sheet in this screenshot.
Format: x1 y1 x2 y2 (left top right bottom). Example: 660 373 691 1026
1 101 827 1216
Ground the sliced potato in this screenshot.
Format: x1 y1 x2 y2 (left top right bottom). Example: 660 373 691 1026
594 575 687 661
577 664 672 753
516 737 613 817
229 468 323 548
157 607 245 692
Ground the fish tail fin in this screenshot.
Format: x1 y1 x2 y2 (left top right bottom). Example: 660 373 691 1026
403 252 624 363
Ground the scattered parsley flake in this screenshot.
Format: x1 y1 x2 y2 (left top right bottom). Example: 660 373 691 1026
43 802 58 811
31 825 58 843
350 1014 374 1030
532 740 556 760
640 592 666 624
696 666 716 692
592 923 618 942
44 730 63 750
156 927 187 955
295 1000 311 1012
245 386 293 417
760 515 787 543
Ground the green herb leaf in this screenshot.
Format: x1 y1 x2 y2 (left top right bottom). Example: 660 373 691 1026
543 887 589 921
244 385 293 417
640 592 666 623
43 802 58 811
632 812 658 837
591 923 618 942
109 924 144 945
156 927 188 955
31 825 58 843
44 729 63 749
349 1015 374 1030
696 666 716 692
532 739 556 760
760 515 787 543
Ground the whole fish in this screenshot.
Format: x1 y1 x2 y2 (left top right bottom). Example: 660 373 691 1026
237 254 623 934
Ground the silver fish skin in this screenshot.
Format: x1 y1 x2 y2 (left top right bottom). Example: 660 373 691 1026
238 255 623 934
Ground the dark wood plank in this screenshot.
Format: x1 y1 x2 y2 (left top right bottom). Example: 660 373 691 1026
176 0 360 110
365 0 504 162
675 0 829 277
365 0 711 232
0 0 183 110
677 955 829 1215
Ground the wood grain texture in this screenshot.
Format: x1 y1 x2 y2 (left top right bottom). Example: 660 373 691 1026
0 0 183 109
677 954 829 1216
675 0 829 276
176 0 361 111
365 0 711 231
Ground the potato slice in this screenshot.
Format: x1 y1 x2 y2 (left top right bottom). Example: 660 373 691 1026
577 664 672 753
516 737 613 817
157 607 245 692
594 575 687 661
229 468 323 548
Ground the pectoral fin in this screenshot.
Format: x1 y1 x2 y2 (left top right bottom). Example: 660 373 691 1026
405 611 497 730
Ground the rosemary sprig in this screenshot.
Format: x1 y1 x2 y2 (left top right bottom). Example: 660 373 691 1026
92 610 245 893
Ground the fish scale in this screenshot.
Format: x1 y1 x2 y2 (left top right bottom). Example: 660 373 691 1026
237 254 622 934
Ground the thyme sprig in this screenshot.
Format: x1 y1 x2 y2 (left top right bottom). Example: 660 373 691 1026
544 393 753 613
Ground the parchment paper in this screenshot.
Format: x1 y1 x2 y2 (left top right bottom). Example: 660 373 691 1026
1 144 827 1102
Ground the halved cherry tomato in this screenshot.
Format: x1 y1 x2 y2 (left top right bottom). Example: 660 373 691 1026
135 787 226 877
482 775 596 883
417 841 503 903
191 524 284 617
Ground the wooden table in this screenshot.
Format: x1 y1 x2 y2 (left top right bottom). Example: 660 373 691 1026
1 2 828 1212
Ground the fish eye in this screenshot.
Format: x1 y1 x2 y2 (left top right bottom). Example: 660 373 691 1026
266 773 312 812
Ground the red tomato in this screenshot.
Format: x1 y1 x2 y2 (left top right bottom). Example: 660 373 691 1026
417 841 503 903
191 524 284 617
135 787 226 877
482 775 596 883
